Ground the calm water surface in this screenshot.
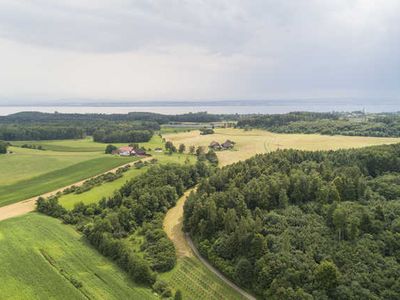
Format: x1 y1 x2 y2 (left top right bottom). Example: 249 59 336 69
1 103 399 116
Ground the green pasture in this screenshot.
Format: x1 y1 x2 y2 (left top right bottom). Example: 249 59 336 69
59 153 196 210
59 167 147 209
0 213 156 300
0 156 134 207
11 137 103 152
0 147 103 185
9 135 164 153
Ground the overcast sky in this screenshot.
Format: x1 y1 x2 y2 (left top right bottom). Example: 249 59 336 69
0 0 399 104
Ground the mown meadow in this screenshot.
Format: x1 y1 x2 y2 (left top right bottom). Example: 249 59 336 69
0 213 156 300
0 135 184 207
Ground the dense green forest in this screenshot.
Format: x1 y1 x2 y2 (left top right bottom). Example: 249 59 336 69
237 112 400 137
184 144 400 299
0 111 227 141
0 124 86 140
92 129 154 143
0 119 158 142
0 111 224 124
37 162 210 293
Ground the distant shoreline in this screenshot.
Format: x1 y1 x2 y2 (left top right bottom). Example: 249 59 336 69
1 100 399 116
1 98 399 108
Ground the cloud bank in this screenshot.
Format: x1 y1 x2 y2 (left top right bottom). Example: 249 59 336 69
0 0 399 103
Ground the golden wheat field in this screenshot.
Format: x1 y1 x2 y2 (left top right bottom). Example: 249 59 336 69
165 128 400 166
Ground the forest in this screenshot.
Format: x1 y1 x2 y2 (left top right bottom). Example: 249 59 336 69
237 112 400 137
0 124 86 141
0 111 228 141
0 111 225 124
0 121 158 142
184 144 400 299
37 162 211 294
92 129 154 143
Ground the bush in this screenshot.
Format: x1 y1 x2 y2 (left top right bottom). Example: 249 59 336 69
0 140 8 154
105 144 117 154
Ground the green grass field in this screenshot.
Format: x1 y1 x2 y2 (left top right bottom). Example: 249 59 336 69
0 147 105 185
11 137 106 152
10 134 167 153
59 167 148 209
0 213 156 300
59 153 196 210
0 135 177 207
160 257 244 300
0 156 135 207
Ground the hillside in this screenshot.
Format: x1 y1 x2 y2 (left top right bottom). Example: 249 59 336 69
184 143 400 299
0 213 156 299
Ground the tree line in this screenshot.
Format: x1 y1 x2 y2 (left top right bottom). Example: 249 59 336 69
0 111 226 125
93 129 153 143
0 111 232 142
184 143 400 299
237 112 400 137
0 125 85 140
37 162 211 295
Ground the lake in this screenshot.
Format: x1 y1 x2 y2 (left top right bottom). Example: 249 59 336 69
1 102 399 116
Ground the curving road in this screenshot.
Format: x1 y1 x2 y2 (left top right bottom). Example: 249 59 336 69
163 189 257 300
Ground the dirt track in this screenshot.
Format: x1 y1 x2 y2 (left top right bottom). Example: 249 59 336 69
163 187 256 300
163 188 195 258
0 159 149 222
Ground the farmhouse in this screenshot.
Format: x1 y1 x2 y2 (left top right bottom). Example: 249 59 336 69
155 147 163 153
221 140 235 149
113 146 148 157
209 140 235 150
113 146 135 156
209 141 222 150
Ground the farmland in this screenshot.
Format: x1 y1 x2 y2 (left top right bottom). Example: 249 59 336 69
0 135 185 208
160 257 244 300
165 128 400 166
0 146 104 185
0 213 156 300
59 167 148 209
3 127 400 299
0 154 134 207
9 137 119 152
57 137 196 209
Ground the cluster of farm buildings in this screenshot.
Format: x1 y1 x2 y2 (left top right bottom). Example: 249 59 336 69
209 140 235 151
112 146 149 157
112 140 234 157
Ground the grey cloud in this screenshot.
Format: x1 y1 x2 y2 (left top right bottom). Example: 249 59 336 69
0 0 399 101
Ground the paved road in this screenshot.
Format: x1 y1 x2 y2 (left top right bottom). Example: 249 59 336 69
0 158 150 222
186 232 257 300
